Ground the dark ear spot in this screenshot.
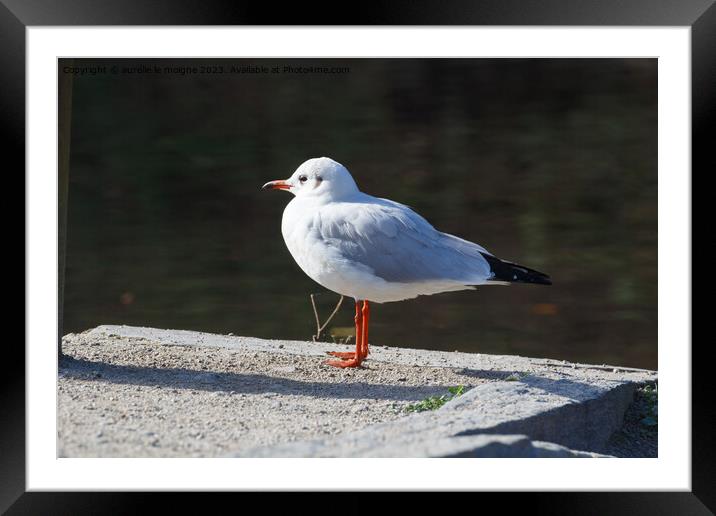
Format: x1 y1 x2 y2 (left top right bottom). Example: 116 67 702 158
316 176 323 182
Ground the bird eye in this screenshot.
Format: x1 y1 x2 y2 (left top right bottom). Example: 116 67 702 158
298 175 308 183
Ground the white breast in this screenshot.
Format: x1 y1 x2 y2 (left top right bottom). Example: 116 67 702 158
281 198 368 297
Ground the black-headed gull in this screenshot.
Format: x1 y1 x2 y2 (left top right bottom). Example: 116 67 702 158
263 157 551 368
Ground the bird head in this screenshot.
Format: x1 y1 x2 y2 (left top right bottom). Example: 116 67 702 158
262 157 359 201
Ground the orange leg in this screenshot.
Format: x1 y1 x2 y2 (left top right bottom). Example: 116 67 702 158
327 300 363 359
361 300 370 357
325 300 366 368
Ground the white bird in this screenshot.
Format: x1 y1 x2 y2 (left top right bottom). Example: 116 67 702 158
262 157 551 368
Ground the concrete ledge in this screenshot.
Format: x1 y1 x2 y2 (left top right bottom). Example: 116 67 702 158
59 325 657 458
236 373 637 457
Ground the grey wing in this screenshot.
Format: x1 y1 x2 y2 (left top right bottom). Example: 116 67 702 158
316 199 493 284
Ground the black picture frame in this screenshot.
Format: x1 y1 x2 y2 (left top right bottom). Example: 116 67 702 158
6 0 710 512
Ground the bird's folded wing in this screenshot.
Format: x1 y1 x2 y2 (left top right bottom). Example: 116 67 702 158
315 198 492 284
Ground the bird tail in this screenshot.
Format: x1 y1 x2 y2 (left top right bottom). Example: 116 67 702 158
479 252 552 285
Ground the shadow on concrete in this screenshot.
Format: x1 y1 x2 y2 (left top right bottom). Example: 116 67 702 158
456 368 615 401
456 368 521 381
59 356 456 402
452 372 637 451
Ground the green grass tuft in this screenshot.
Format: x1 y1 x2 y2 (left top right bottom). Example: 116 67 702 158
405 385 466 413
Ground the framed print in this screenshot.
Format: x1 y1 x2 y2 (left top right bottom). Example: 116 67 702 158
8 0 710 512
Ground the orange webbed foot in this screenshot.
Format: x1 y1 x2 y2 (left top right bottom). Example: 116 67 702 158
324 358 364 368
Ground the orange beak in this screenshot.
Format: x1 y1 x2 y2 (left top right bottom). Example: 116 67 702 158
261 180 291 191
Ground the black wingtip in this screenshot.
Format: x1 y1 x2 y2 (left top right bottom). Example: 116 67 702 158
480 252 552 285
536 276 553 286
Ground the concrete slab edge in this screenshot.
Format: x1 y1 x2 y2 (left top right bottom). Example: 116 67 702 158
84 325 654 457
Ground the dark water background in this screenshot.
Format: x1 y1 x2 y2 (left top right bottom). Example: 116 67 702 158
64 58 657 369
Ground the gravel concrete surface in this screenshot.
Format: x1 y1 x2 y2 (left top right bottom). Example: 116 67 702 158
58 331 495 457
58 326 657 458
